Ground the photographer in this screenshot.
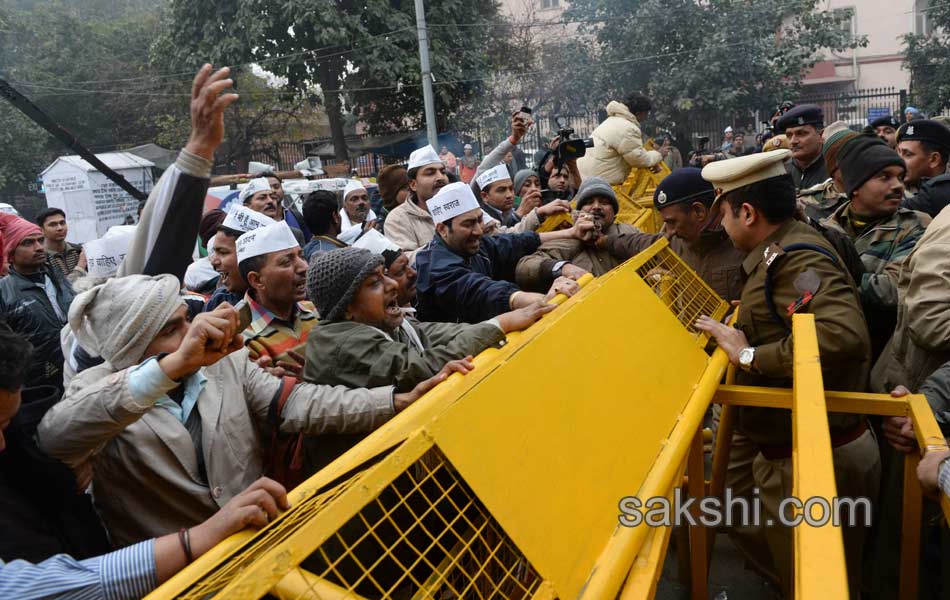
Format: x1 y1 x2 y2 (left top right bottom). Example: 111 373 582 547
687 136 727 167
577 93 667 185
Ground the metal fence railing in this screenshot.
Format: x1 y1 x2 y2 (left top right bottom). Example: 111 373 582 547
250 87 935 179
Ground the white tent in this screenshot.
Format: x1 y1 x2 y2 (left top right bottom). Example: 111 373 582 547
40 152 154 243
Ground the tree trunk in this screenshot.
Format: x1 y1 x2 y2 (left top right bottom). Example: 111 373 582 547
318 58 349 162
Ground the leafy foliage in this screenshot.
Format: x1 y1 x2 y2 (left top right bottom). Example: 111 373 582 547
904 4 950 113
157 0 509 157
563 0 865 126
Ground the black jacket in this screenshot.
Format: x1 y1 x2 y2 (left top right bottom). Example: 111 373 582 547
902 174 950 218
0 266 74 391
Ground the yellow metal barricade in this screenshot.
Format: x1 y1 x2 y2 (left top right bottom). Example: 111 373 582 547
148 234 950 599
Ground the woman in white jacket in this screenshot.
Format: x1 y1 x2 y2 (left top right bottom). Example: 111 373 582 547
578 94 668 185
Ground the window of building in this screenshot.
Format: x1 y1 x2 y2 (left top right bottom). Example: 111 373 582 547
541 0 560 9
916 0 934 35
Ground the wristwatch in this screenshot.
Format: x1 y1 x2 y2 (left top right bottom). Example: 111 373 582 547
551 260 568 279
738 347 756 372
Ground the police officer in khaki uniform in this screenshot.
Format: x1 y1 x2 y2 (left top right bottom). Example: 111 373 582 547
589 167 746 301
695 150 880 599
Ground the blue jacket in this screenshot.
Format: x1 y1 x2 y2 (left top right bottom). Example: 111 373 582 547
415 232 541 323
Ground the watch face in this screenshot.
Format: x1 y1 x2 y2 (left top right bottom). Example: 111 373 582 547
739 348 754 365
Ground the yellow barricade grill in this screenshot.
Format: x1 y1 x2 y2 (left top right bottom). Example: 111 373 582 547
148 231 949 599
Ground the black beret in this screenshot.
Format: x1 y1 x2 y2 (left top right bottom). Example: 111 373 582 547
776 104 824 133
869 114 900 129
896 119 950 150
653 167 715 209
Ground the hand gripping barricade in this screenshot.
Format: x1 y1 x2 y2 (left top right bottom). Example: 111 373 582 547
149 238 949 600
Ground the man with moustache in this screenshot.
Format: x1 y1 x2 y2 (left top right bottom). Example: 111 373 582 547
896 119 950 217
515 177 645 292
235 220 315 375
206 204 277 311
821 134 930 354
776 104 828 190
338 180 377 243
0 214 74 390
384 145 448 261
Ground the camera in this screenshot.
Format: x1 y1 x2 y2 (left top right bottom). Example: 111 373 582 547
540 188 571 204
553 116 594 169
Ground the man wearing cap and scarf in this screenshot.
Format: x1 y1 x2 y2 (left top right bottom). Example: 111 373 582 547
797 121 856 222
516 177 650 290
0 213 74 391
475 164 570 234
383 144 447 260
206 204 277 312
338 180 378 244
415 182 594 324
579 170 746 301
37 274 450 547
694 150 877 598
235 221 315 374
896 119 950 217
870 114 900 149
822 134 930 356
776 104 828 190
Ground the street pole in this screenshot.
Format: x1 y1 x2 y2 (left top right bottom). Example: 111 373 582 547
414 0 438 147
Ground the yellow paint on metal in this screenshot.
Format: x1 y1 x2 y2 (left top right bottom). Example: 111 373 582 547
906 394 950 524
790 314 849 600
428 256 715 597
617 463 686 600
716 385 911 416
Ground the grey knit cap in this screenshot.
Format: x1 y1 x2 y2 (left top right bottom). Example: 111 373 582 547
574 176 619 213
307 247 384 321
512 169 537 196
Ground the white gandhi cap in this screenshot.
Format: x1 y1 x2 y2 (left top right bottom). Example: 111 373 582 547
236 220 299 264
426 181 480 224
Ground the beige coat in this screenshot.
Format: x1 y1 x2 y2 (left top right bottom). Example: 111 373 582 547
37 349 394 547
872 204 950 393
515 222 640 291
383 197 435 262
577 101 663 185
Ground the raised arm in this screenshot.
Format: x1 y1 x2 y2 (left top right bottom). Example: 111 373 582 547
119 65 238 280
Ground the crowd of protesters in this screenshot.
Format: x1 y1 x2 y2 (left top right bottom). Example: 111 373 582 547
2 62 950 600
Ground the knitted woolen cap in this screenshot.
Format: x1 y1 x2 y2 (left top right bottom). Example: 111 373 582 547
837 134 906 196
512 169 537 196
823 129 859 175
574 176 619 213
307 247 384 321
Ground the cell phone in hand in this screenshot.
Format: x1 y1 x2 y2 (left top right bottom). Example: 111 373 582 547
234 300 253 333
540 189 569 204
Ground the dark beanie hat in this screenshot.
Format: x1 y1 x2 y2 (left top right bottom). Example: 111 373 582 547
378 165 409 211
574 176 619 213
837 134 906 196
199 209 226 246
306 247 384 321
